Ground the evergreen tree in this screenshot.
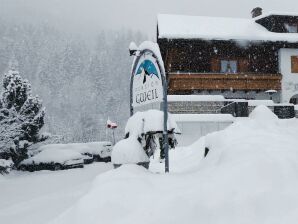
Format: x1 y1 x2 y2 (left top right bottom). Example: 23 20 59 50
0 68 45 165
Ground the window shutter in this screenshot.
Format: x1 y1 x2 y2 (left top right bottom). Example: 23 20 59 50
291 56 298 73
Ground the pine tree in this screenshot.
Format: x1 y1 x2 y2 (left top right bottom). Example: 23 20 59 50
0 68 45 166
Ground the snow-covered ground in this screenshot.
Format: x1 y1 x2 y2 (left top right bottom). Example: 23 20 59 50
0 163 112 224
2 106 298 224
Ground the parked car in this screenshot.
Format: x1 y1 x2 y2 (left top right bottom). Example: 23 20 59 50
18 149 85 172
85 141 112 162
36 142 113 163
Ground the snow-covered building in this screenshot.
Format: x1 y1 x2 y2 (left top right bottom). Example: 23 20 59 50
157 8 298 104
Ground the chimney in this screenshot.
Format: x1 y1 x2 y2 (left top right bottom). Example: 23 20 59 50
251 7 263 18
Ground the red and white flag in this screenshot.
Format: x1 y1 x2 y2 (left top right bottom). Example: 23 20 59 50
106 118 117 129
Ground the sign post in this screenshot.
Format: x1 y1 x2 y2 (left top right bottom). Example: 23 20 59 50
106 119 118 145
129 41 169 173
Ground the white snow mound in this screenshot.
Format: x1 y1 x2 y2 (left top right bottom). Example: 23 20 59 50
111 138 149 164
50 105 298 224
249 105 278 121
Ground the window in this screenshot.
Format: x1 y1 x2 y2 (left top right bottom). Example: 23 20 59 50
285 23 298 33
220 60 237 73
291 56 298 73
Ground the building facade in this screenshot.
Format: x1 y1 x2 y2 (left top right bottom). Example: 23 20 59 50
157 9 298 103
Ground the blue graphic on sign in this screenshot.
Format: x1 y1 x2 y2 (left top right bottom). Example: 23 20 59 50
136 60 159 84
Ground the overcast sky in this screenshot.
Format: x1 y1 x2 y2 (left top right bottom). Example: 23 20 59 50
1 0 298 38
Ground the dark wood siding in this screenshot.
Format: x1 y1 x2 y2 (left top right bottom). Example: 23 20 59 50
157 37 298 93
158 39 282 74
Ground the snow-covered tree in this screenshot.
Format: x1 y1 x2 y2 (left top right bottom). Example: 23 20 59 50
0 69 45 166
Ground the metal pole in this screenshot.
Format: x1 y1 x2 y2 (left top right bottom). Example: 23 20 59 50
112 129 115 145
105 127 108 141
163 79 169 173
152 50 169 173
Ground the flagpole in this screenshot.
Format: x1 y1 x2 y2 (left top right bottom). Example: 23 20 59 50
112 129 115 145
106 118 108 141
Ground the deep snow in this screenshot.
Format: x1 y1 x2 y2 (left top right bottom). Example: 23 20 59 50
0 163 112 224
2 106 298 224
50 106 298 224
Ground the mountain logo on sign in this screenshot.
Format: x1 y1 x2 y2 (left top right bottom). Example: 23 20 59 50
136 60 159 84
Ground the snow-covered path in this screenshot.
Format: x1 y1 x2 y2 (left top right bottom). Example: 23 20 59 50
0 163 112 224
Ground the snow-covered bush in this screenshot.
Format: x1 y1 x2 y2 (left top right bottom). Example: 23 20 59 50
112 110 179 166
126 110 179 158
0 159 13 174
0 69 46 167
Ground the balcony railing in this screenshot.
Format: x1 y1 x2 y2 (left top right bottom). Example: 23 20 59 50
168 72 282 93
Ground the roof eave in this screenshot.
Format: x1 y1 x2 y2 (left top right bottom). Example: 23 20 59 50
158 37 298 46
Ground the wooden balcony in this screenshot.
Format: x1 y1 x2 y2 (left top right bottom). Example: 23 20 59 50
168 73 282 94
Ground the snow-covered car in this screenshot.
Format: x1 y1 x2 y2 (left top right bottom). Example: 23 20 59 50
87 141 112 162
36 142 113 163
18 149 85 172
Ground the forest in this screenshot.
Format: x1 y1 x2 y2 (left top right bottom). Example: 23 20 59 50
0 19 146 143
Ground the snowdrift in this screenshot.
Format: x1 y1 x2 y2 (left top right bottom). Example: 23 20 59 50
112 137 149 165
51 106 298 224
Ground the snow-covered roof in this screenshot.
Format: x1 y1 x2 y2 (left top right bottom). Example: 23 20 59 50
158 14 298 43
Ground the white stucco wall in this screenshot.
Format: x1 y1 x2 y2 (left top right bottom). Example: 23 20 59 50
175 121 233 146
194 90 281 102
279 48 298 103
133 102 161 113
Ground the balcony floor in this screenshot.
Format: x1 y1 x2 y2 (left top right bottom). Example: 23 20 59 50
168 72 282 93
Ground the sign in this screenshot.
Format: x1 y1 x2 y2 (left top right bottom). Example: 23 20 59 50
129 41 170 173
132 54 163 107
